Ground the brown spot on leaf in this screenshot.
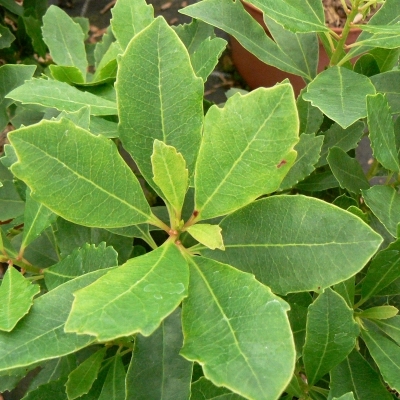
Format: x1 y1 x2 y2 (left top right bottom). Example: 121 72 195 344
277 160 287 168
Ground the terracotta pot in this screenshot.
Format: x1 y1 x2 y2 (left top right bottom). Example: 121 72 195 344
231 2 361 95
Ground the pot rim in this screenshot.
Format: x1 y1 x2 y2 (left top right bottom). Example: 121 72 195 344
241 0 362 34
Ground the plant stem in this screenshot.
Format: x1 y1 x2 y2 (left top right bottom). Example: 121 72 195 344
366 158 379 180
148 214 170 233
330 0 362 66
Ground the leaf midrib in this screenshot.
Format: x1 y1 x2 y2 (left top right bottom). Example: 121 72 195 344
13 138 150 221
189 257 267 397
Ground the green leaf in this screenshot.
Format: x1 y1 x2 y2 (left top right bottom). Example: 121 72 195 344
180 0 314 80
89 117 118 138
353 54 380 77
181 256 295 400
22 379 69 400
329 349 393 400
49 65 85 85
174 20 226 82
359 238 400 304
151 140 188 216
333 393 356 400
7 79 117 116
186 224 224 250
349 31 400 49
190 37 226 82
0 270 111 372
20 189 56 252
14 226 59 268
44 243 118 290
0 178 25 221
346 0 400 59
279 133 324 191
66 348 106 400
110 0 154 50
117 17 203 192
195 86 298 220
0 266 40 332
0 64 36 132
334 276 355 308
9 118 152 228
362 185 400 237
56 107 90 131
264 15 318 81
65 242 188 341
42 6 87 78
125 308 192 400
98 355 126 400
246 0 327 33
286 294 311 354
303 67 376 129
28 355 76 392
357 306 398 320
94 26 115 68
202 196 382 294
296 170 339 191
367 93 400 172
0 0 23 15
190 377 245 400
303 288 359 385
22 15 47 58
55 218 133 264
375 316 400 346
0 24 15 49
361 320 400 392
297 90 324 134
371 71 400 114
327 147 370 194
369 48 400 73
316 121 365 167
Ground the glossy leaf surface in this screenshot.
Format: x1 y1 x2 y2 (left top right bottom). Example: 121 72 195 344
361 320 400 392
66 348 106 400
202 196 382 294
20 189 56 252
110 0 154 50
367 93 400 172
0 65 36 132
151 140 188 215
375 316 400 345
9 119 151 228
42 6 87 78
247 0 327 33
303 288 359 385
371 71 400 114
7 79 117 116
181 256 295 400
329 349 393 400
65 242 188 341
303 67 376 129
0 270 110 372
180 0 313 79
190 377 245 400
362 185 400 237
327 147 370 194
117 17 203 190
360 238 400 304
186 224 224 250
44 243 118 290
0 267 40 332
316 122 364 167
279 133 323 191
98 355 126 400
195 86 298 220
125 308 192 400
